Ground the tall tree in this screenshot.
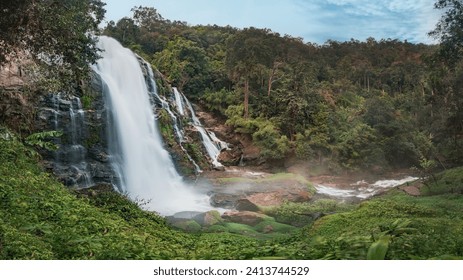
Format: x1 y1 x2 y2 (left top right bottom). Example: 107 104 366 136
225 28 278 118
429 0 463 64
428 0 463 163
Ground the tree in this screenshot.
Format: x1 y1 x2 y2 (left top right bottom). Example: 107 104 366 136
104 18 140 47
225 28 281 118
428 0 463 164
153 37 210 95
0 0 106 90
429 0 463 64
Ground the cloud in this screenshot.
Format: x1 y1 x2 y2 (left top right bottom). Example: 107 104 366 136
106 0 442 44
293 0 442 43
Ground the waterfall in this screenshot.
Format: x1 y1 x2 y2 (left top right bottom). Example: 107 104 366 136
182 93 229 168
92 36 210 215
50 93 92 188
173 87 185 116
140 60 201 173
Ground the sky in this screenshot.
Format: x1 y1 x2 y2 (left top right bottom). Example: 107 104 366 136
103 0 443 44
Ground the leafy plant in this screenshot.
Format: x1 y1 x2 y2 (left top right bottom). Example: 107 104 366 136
24 130 63 152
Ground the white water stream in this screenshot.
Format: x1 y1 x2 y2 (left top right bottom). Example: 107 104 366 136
315 176 418 199
92 36 212 215
180 91 229 168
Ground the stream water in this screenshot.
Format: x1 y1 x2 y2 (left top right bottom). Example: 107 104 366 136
314 176 418 200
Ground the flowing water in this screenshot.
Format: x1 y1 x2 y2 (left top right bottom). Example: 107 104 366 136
182 92 229 168
51 93 92 188
173 87 186 116
92 36 211 215
314 176 418 200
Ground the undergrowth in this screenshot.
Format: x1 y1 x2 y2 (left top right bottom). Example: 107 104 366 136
1 127 463 260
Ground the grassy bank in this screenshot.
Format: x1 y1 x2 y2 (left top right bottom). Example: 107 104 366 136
0 132 261 259
1 129 463 259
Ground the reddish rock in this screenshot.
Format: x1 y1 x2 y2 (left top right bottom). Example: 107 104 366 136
400 185 421 196
246 188 311 207
235 199 260 212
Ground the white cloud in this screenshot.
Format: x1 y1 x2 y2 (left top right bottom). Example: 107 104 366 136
105 0 442 44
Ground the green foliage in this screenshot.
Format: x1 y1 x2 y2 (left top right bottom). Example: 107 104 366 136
367 236 391 260
265 200 352 227
225 106 289 159
81 94 93 109
288 189 463 259
153 37 211 95
429 0 463 64
252 124 290 160
421 166 463 195
0 0 106 90
337 123 385 169
157 109 176 146
24 130 63 152
201 88 239 115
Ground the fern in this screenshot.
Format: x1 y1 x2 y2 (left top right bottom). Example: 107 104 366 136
24 130 63 151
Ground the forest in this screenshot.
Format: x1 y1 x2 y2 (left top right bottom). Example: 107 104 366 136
102 5 463 172
1 0 463 260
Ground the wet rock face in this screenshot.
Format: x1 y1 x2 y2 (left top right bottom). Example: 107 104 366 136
36 72 117 188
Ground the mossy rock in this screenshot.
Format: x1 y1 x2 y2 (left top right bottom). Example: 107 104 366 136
206 224 228 233
254 220 297 234
193 210 223 226
223 222 259 235
171 220 202 232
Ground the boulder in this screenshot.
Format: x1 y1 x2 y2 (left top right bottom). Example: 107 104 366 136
245 188 311 207
192 210 223 226
218 150 241 166
235 198 260 212
171 220 202 232
222 211 268 226
209 193 242 209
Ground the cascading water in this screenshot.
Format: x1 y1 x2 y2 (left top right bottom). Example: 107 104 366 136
139 62 201 173
140 60 184 142
182 92 229 168
91 36 210 215
314 176 418 200
51 93 92 188
173 87 186 116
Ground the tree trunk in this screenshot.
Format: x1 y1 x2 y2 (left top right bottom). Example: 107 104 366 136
244 78 249 118
268 62 282 96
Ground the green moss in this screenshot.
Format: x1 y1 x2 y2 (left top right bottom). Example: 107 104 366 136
223 223 259 235
206 224 228 233
84 125 101 148
254 220 296 234
172 220 202 232
81 94 93 109
184 142 209 167
263 199 353 227
157 109 176 147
